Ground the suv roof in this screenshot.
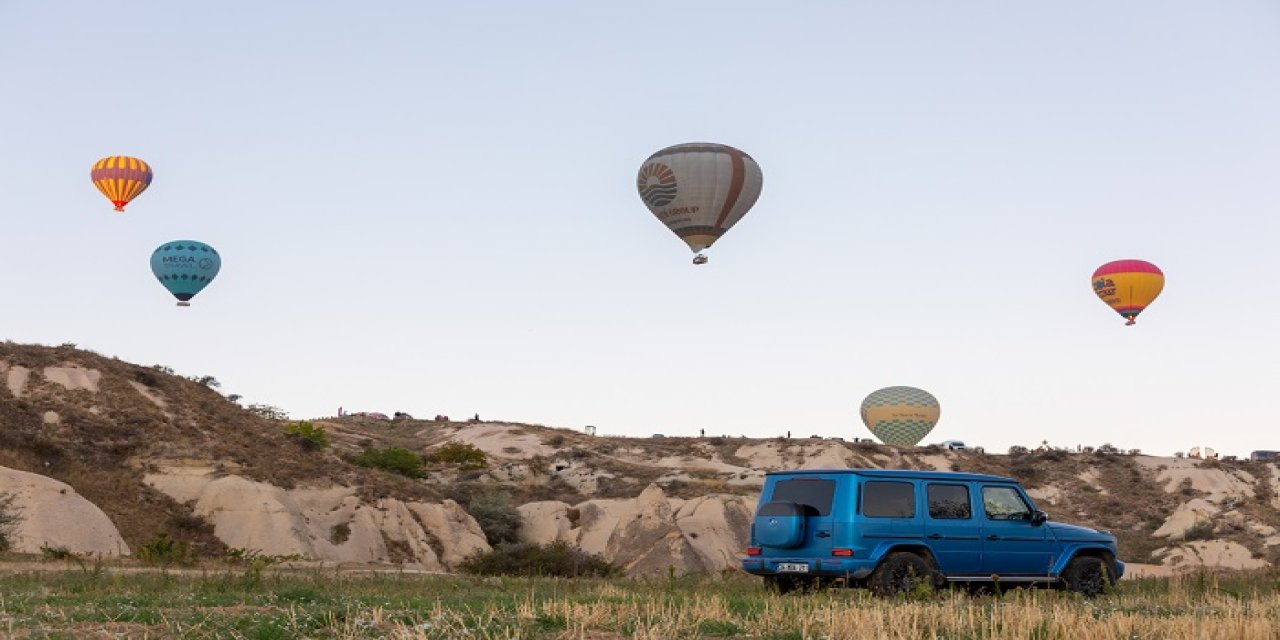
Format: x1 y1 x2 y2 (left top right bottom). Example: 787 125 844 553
764 468 1016 483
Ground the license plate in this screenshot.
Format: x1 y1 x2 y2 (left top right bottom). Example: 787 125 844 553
777 563 809 573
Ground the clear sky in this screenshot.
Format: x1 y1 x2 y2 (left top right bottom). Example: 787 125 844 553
2 2 1278 457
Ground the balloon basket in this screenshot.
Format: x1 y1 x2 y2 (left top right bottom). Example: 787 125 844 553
177 301 191 307
692 254 709 265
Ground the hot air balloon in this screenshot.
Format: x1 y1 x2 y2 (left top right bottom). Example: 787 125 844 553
1091 260 1164 326
860 386 940 446
91 156 153 212
151 241 220 307
636 142 763 264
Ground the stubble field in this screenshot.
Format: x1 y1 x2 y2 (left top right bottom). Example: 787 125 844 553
0 562 1277 639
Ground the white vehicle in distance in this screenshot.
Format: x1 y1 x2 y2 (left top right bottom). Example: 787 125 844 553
940 440 967 451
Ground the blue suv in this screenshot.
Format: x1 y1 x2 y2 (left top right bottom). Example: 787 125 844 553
741 469 1123 596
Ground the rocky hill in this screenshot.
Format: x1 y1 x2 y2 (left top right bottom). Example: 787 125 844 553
2 343 1277 576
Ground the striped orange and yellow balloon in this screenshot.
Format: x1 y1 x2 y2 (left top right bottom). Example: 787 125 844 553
1091 259 1164 325
91 156 153 212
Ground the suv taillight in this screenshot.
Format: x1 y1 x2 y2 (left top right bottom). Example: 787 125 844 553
745 547 761 556
832 548 853 557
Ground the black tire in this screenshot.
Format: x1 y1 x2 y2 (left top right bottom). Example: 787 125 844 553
764 575 815 595
1060 555 1114 597
868 552 937 597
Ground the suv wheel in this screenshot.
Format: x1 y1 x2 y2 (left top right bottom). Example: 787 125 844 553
868 552 937 597
1061 556 1113 597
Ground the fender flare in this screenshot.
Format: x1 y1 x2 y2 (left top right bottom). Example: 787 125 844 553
866 540 940 568
1051 544 1116 576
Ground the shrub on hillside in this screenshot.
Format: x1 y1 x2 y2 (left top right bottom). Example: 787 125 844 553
1036 448 1068 462
246 403 289 420
0 492 20 552
459 541 620 577
526 455 550 475
136 532 195 567
1182 521 1216 542
425 441 487 470
284 421 329 449
351 447 426 478
40 544 76 561
467 491 522 546
1008 461 1040 483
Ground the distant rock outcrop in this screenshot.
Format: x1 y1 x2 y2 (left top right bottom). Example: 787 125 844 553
144 465 489 569
5 344 1280 577
517 484 754 576
0 465 129 556
1154 498 1217 539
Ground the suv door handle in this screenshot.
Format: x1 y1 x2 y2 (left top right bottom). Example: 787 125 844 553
927 533 943 540
815 531 831 538
987 534 1000 540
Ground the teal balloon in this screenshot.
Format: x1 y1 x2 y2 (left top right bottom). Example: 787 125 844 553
150 240 220 305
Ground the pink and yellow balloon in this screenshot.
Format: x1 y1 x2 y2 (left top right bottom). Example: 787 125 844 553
1091 260 1164 325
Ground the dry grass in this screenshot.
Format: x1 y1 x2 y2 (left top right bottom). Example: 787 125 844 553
1 566 1278 639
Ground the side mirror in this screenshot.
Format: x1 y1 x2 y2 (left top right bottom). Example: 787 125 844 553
1030 510 1048 526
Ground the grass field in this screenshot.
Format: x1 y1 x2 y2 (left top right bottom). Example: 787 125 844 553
1 562 1278 639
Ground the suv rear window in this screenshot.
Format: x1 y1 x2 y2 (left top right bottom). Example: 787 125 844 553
862 481 915 518
927 483 971 519
771 478 835 516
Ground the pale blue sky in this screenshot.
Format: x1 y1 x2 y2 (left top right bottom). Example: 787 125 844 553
2 2 1278 456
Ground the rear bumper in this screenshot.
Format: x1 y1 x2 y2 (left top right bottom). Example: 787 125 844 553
741 557 875 580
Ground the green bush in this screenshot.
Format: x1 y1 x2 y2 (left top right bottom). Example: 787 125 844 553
135 532 195 567
425 441 488 470
351 447 426 478
1036 448 1068 461
467 492 522 546
459 542 620 577
40 544 76 560
246 403 289 420
0 492 20 552
224 548 304 589
1182 521 1216 542
1009 462 1040 483
192 375 221 388
284 421 329 449
526 455 550 475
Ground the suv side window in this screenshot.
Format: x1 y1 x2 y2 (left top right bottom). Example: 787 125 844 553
982 485 1032 520
862 481 915 518
927 483 971 519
